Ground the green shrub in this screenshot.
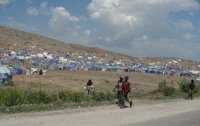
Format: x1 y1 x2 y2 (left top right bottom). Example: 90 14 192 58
0 88 115 108
92 92 115 101
193 84 199 94
23 90 50 104
58 91 86 102
25 91 40 104
163 86 175 96
92 92 107 101
158 80 167 92
3 89 23 106
105 92 115 101
196 84 200 93
0 92 4 106
58 91 73 102
50 94 59 102
58 91 67 101
155 80 176 97
70 92 86 102
37 90 51 104
179 79 189 93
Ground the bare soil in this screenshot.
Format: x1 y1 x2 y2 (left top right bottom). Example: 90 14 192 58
1 98 200 126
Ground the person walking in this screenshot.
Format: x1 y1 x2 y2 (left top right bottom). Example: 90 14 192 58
188 80 195 100
113 76 124 107
122 76 133 108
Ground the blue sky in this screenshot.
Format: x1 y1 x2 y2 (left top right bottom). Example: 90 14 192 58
0 0 200 61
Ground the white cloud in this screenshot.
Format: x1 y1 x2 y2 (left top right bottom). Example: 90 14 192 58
88 1 136 28
49 7 80 31
0 0 12 5
83 29 91 37
88 0 200 58
40 2 51 15
32 3 92 44
27 7 39 16
174 20 194 31
88 0 199 29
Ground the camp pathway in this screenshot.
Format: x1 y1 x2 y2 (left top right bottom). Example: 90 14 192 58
1 99 200 126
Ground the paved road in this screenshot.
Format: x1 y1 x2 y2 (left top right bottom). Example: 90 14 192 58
126 110 200 126
1 99 200 126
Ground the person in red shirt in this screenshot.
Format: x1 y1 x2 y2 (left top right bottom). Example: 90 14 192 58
122 76 133 108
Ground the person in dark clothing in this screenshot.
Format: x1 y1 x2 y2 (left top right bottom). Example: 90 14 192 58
87 79 93 86
122 76 133 108
113 77 124 107
86 79 94 94
39 69 43 75
188 80 195 100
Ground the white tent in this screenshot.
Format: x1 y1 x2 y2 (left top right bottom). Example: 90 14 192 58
0 66 11 75
0 66 12 84
16 56 25 60
196 76 200 82
189 70 200 75
37 54 44 58
30 67 39 75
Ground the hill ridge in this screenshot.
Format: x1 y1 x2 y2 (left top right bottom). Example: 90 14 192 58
0 26 199 70
0 26 136 61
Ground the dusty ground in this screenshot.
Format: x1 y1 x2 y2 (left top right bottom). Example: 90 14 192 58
9 70 194 92
1 99 200 126
10 70 194 93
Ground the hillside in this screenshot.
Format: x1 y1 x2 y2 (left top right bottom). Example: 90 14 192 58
0 26 199 70
138 57 200 70
0 26 136 62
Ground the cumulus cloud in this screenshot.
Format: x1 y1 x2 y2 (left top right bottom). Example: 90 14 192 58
88 0 199 35
49 7 80 31
27 7 39 16
34 2 92 44
88 0 200 58
0 0 12 5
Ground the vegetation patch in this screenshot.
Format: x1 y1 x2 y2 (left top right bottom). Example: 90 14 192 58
0 88 116 113
1 79 200 113
151 79 200 99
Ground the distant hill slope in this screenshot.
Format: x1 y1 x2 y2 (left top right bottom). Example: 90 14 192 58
0 26 137 62
0 26 199 70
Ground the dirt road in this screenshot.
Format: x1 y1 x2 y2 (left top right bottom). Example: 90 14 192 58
1 99 200 126
130 109 200 126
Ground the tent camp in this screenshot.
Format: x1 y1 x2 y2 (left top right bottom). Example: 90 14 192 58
0 66 12 84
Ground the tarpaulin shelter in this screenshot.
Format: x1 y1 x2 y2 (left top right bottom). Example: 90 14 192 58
0 66 12 84
13 67 23 74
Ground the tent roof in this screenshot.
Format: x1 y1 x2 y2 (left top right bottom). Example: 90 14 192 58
0 66 11 74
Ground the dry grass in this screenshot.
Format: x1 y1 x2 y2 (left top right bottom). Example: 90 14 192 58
9 70 194 94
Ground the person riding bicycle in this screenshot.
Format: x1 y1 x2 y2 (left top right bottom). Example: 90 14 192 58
86 79 94 94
